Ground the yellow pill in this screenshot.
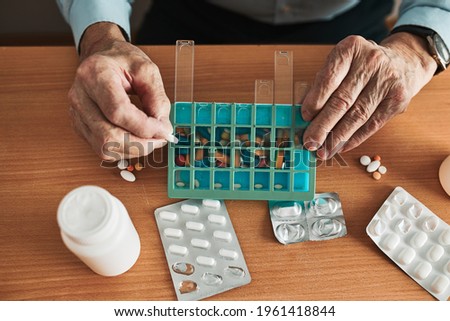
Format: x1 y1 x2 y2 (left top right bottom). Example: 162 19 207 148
373 172 382 180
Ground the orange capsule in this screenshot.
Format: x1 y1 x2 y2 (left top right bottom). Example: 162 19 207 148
127 164 134 172
134 162 143 171
373 155 381 161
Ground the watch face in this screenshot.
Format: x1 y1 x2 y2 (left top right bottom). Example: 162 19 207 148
434 33 450 64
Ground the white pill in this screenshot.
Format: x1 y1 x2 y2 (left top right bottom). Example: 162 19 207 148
439 229 450 246
366 160 381 173
378 165 387 174
117 159 128 170
208 214 226 225
159 211 177 222
427 244 444 262
176 181 185 187
274 184 284 190
219 248 238 260
196 256 216 267
397 247 416 265
214 183 223 189
254 183 263 189
413 262 432 280
163 228 183 239
186 221 204 231
234 183 242 189
213 230 232 242
120 170 136 182
194 179 200 188
380 233 400 251
168 244 188 256
431 276 449 294
410 231 428 248
191 238 210 249
202 199 221 209
360 155 371 166
181 204 199 214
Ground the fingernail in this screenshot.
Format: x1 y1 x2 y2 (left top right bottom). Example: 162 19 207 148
164 133 179 144
303 140 320 151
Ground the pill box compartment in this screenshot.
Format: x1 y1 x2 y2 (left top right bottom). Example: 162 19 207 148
168 102 316 200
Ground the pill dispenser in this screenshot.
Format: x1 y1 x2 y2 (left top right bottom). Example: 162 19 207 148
154 199 251 301
168 40 316 201
268 192 347 244
366 186 450 301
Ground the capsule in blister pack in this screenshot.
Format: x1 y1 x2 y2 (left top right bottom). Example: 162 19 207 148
154 199 251 300
268 192 347 244
367 186 450 301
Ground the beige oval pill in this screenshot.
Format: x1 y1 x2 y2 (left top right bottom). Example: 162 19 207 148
413 262 432 280
431 276 449 294
372 172 382 180
254 183 263 189
397 247 416 265
381 233 400 251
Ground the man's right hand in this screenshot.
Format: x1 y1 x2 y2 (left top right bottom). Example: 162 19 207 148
68 22 173 160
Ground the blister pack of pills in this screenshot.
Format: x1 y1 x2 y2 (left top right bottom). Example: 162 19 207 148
268 192 347 244
154 199 251 300
366 186 450 301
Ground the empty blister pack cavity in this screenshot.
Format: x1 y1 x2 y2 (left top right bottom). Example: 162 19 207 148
268 192 347 244
366 186 450 301
154 199 251 300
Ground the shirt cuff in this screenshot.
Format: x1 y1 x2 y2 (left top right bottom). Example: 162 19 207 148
394 6 450 50
67 0 132 50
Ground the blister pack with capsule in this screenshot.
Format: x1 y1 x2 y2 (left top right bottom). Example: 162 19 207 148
366 186 450 301
268 192 347 244
154 199 251 300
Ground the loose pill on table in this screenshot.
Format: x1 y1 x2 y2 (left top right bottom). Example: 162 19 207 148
373 171 382 180
373 155 381 161
366 160 381 173
378 165 387 174
359 155 371 166
202 199 221 209
117 159 128 170
120 170 136 182
134 162 143 171
126 164 134 172
181 204 199 214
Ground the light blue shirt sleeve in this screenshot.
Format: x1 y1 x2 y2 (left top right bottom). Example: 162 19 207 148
56 0 133 50
395 0 450 49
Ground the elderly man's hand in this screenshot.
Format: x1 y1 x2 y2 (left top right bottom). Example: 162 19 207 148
301 32 438 160
68 23 173 160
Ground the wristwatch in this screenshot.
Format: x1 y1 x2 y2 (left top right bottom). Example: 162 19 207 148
391 25 450 74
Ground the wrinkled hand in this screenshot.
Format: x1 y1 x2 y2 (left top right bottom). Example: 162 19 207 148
301 33 437 160
68 23 172 160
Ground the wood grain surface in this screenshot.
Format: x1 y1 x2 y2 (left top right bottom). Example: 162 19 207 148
0 45 449 301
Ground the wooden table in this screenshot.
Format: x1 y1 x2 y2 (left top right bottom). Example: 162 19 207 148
1 45 449 301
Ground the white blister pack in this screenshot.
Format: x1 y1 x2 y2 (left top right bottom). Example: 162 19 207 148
268 192 347 244
367 186 450 301
154 199 251 300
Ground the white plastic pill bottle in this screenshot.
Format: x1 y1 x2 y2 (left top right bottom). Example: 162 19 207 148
57 185 140 276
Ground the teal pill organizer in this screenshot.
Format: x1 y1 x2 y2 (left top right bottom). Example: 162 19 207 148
167 41 316 201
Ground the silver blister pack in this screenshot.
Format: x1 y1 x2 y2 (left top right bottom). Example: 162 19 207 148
268 192 347 244
367 186 450 301
154 199 251 300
